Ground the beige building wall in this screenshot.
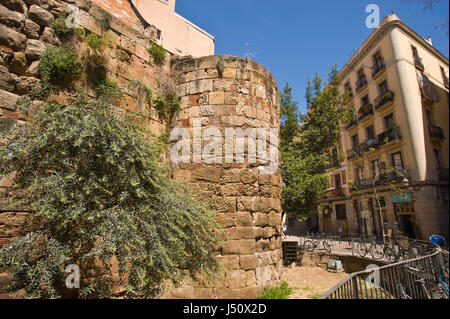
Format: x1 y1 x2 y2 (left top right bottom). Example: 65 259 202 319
132 0 215 57
318 14 449 242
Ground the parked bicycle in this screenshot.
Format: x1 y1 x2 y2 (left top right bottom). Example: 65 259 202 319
383 237 416 263
356 237 385 259
303 238 331 253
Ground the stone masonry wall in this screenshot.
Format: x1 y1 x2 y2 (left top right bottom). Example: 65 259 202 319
164 55 283 299
0 0 283 299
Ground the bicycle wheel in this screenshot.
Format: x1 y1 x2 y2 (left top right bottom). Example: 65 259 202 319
357 242 368 257
303 240 315 252
384 246 397 262
323 241 331 253
371 243 384 259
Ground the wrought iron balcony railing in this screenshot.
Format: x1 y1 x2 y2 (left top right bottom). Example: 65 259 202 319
378 127 401 146
414 55 424 71
375 91 395 110
346 117 358 130
359 138 378 154
358 104 374 121
372 59 386 78
347 147 360 160
429 125 445 142
355 77 368 92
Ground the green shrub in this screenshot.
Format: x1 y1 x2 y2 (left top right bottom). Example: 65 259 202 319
258 281 293 299
147 42 166 65
85 33 105 49
52 14 74 38
38 46 82 96
99 10 112 31
0 84 223 299
153 92 180 121
129 80 153 111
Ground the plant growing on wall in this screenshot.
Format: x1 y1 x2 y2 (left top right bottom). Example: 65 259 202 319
38 46 82 98
129 80 153 111
147 42 166 65
0 83 223 298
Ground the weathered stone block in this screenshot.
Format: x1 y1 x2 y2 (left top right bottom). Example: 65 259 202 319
253 212 270 227
28 5 54 27
217 213 235 228
191 167 221 183
240 169 257 184
0 4 25 29
217 255 240 271
9 51 26 75
237 196 256 212
2 0 27 13
0 24 27 51
189 79 213 94
258 252 272 266
0 65 16 91
15 76 41 95
235 212 253 227
25 39 46 61
210 196 236 213
240 254 259 270
0 88 19 111
228 227 263 240
222 239 256 255
209 91 224 105
23 19 41 39
40 27 60 46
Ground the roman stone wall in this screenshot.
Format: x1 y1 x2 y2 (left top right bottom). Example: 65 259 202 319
165 55 283 298
0 0 283 299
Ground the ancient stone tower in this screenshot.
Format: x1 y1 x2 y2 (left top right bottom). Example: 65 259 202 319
165 55 283 298
0 0 282 299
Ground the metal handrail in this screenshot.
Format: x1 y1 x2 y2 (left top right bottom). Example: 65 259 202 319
320 240 448 299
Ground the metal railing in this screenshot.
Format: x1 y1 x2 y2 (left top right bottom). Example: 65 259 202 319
374 90 395 110
319 239 449 299
378 126 401 146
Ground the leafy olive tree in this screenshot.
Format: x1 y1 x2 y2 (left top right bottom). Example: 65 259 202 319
0 83 222 298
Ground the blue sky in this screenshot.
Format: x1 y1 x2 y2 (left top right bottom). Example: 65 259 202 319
176 0 449 114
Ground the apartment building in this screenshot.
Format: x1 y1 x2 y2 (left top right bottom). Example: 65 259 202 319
92 0 215 57
318 14 449 242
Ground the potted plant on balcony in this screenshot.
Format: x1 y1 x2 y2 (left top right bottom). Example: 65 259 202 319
381 91 395 103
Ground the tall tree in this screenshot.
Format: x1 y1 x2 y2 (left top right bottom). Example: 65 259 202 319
280 83 300 147
281 66 350 218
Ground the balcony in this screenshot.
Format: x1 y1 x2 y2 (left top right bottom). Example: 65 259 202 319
437 168 449 182
414 55 424 71
429 125 445 142
346 117 358 130
359 138 378 154
355 77 368 93
357 104 374 121
444 75 449 89
327 155 340 170
330 188 344 197
372 59 386 78
378 126 401 146
375 91 395 110
353 169 411 191
347 147 360 160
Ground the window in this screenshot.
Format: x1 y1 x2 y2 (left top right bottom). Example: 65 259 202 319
351 134 359 150
373 51 385 75
441 66 449 87
384 113 395 130
391 152 404 171
344 82 353 98
335 204 347 221
366 125 375 140
372 159 381 177
355 165 365 182
334 174 342 190
361 95 370 106
378 80 389 95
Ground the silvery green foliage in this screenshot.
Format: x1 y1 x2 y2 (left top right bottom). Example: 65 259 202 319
0 87 222 298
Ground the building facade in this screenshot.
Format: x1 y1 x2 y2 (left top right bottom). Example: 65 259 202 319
318 14 449 242
92 0 215 57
